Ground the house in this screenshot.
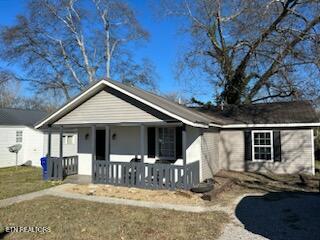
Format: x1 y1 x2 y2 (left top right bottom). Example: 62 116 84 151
0 108 77 168
35 79 320 190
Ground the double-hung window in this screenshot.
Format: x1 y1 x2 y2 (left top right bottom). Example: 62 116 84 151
63 134 74 144
252 131 273 161
158 127 175 159
16 131 23 143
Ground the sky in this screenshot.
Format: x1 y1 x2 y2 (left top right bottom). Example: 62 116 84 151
0 0 212 102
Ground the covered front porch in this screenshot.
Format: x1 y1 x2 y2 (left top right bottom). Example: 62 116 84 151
46 123 200 190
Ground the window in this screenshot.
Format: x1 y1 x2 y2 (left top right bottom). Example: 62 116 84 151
158 127 175 159
63 134 74 144
252 131 273 161
16 131 23 143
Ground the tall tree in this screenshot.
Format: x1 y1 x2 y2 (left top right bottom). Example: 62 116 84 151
161 0 320 104
0 0 156 101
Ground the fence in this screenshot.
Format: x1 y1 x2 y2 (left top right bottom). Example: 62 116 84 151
47 155 78 180
92 160 199 190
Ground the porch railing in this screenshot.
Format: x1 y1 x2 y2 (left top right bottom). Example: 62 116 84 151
47 155 78 180
92 160 200 190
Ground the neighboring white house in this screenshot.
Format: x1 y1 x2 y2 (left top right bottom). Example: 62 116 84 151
34 79 320 190
0 108 77 168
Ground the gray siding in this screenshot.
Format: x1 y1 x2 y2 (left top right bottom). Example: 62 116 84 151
56 90 162 125
219 130 246 171
201 129 220 180
219 129 314 174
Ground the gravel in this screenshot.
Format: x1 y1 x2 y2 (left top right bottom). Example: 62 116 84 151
219 192 320 240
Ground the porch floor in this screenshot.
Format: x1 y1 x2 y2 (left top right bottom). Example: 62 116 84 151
64 175 92 185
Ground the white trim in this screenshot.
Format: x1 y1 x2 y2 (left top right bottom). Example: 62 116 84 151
35 80 208 129
251 130 274 162
311 128 315 175
63 134 75 145
211 122 320 128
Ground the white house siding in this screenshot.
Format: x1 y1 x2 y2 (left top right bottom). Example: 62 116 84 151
43 132 78 158
55 89 162 125
0 126 26 168
219 129 314 174
0 126 45 168
23 127 44 167
200 128 220 181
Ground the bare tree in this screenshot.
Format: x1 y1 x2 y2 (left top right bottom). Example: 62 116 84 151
0 70 56 112
161 0 320 104
0 0 156 101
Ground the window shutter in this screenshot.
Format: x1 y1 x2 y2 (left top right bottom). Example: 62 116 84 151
273 130 281 162
147 127 156 158
244 130 252 161
175 127 183 159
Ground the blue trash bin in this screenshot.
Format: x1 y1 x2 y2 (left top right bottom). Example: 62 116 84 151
40 157 48 180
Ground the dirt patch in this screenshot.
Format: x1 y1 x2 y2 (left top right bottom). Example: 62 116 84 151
63 184 205 205
204 170 320 207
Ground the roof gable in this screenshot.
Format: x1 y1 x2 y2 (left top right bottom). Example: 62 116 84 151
36 79 209 128
55 88 170 125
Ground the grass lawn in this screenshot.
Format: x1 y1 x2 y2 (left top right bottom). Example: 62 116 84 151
0 196 229 240
0 166 60 200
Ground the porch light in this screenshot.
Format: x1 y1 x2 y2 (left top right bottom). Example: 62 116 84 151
85 133 89 140
112 133 116 140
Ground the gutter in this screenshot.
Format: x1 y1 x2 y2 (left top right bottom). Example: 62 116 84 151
209 122 320 128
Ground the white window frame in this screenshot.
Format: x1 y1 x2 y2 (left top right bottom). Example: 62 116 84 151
157 127 176 160
16 131 23 143
252 130 274 162
63 134 75 145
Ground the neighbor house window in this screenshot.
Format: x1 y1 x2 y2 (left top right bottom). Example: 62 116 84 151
63 134 74 144
16 131 23 143
252 131 273 161
158 127 175 159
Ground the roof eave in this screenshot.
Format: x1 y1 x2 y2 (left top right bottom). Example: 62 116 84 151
211 122 320 128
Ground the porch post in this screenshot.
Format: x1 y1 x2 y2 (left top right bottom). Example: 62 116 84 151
105 126 110 161
140 125 145 162
182 127 187 189
59 126 63 159
91 125 96 161
47 126 52 157
182 129 187 166
91 125 96 181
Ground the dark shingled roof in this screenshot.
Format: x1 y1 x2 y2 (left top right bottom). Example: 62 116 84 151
35 79 320 128
191 101 319 125
107 79 217 125
0 108 47 126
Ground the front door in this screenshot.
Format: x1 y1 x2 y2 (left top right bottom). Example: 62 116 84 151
96 130 106 160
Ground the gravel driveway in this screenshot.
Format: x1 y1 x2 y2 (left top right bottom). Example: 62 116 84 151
219 192 320 240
